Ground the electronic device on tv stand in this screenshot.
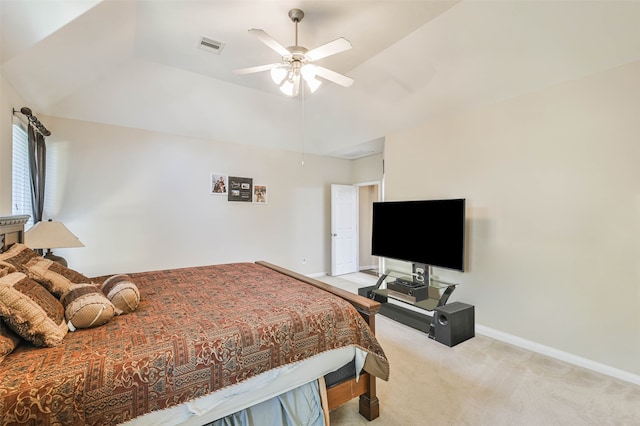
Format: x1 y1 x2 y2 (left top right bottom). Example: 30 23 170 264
371 198 465 285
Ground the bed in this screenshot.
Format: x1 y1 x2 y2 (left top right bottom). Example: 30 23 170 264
0 215 388 425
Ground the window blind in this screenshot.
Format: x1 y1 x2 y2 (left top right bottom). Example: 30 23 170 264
12 123 34 228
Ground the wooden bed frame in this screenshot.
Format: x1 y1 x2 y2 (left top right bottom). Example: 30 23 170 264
0 215 29 250
0 215 382 421
256 261 382 420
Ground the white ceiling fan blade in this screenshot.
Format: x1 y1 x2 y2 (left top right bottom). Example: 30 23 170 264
249 29 290 57
315 66 354 88
306 37 352 61
233 63 279 75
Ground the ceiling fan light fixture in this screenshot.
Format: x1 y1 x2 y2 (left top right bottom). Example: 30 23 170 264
279 82 293 96
270 66 287 84
280 74 300 97
300 64 321 93
300 64 317 80
304 76 322 93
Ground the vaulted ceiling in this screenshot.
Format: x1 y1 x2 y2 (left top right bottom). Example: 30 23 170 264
2 1 640 158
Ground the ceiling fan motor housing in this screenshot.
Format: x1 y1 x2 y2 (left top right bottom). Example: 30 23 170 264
286 46 308 64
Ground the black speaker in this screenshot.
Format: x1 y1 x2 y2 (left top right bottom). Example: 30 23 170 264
431 302 475 347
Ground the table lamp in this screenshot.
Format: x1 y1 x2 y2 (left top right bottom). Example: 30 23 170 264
24 219 84 267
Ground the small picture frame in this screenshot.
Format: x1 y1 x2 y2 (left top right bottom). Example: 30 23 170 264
253 185 268 204
210 173 228 195
228 176 253 202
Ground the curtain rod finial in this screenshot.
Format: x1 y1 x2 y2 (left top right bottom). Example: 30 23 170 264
13 106 51 136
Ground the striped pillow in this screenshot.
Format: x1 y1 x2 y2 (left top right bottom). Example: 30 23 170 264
61 283 116 331
101 274 140 314
0 272 68 347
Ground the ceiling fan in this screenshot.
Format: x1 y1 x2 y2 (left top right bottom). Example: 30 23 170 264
233 8 354 97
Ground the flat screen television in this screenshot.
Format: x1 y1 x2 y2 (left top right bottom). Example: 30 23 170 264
371 198 465 272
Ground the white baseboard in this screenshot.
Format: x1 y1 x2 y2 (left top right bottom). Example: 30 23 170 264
476 324 640 386
308 272 327 279
359 265 378 271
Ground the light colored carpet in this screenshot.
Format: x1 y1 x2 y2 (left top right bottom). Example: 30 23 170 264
321 273 640 426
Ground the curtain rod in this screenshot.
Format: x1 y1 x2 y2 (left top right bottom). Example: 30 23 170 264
12 107 51 136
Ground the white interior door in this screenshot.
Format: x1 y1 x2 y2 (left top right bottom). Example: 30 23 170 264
331 184 358 276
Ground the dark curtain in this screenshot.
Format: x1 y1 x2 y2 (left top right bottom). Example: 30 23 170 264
28 124 46 223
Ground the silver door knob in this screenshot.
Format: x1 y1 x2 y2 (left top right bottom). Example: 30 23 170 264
332 233 338 237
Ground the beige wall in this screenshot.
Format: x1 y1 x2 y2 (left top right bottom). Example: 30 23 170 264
25 116 353 277
351 153 383 183
385 61 640 377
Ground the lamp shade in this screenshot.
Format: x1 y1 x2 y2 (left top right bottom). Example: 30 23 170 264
25 220 84 250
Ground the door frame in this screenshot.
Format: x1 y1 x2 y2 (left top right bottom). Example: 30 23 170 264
354 181 382 273
330 181 382 276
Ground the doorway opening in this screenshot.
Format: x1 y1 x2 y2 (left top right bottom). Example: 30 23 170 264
330 181 381 276
357 182 380 275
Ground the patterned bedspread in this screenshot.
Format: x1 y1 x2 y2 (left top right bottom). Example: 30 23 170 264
0 262 388 425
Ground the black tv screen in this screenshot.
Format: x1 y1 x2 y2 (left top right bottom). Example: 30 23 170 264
371 198 465 271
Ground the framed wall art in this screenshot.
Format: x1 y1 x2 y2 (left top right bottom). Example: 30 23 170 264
210 173 228 195
228 176 253 202
253 185 268 204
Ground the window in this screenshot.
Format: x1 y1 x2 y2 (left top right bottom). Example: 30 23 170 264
12 123 33 228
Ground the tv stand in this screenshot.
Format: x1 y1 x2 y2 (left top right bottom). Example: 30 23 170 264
358 269 457 334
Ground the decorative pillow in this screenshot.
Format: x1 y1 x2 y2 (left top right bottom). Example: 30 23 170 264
101 274 140 314
0 243 41 270
61 283 116 331
24 258 91 299
0 264 15 277
0 320 21 363
0 272 68 347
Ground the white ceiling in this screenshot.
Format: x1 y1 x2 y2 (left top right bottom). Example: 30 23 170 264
2 0 640 159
